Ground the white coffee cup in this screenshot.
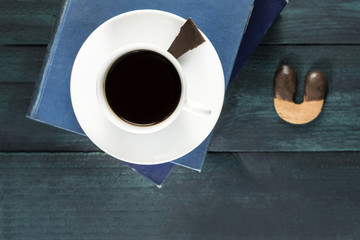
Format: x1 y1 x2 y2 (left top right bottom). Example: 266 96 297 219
96 43 211 134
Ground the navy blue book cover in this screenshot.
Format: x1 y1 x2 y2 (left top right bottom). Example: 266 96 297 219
230 0 288 84
27 0 286 186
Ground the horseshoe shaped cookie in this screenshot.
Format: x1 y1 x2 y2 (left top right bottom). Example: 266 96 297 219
274 64 327 124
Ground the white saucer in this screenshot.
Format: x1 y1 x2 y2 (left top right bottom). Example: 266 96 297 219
70 10 224 165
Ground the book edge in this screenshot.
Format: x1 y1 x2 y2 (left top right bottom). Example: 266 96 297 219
226 0 255 88
25 113 87 136
129 164 175 187
228 0 288 85
26 0 73 118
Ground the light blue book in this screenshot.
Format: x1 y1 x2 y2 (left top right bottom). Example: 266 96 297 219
27 0 286 186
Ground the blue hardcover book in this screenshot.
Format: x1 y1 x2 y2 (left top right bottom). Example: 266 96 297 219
176 0 288 172
230 0 288 84
27 0 286 186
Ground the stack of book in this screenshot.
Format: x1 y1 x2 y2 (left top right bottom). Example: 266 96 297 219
27 0 287 187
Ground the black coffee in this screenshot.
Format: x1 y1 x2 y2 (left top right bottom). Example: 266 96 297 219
105 50 182 126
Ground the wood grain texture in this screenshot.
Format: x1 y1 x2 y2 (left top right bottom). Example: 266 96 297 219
0 46 46 83
1 152 360 240
262 0 360 44
1 0 360 45
1 0 360 239
0 0 62 45
1 44 359 151
0 84 98 151
210 45 360 152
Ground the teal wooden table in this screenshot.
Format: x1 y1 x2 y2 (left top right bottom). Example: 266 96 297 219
1 0 360 239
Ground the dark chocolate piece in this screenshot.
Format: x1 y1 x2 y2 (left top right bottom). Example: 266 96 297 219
274 64 297 101
167 18 205 59
304 70 328 101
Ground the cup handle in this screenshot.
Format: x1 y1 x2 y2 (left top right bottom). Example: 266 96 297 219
183 98 212 117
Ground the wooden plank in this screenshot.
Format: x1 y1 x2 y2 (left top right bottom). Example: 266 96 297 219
0 83 98 151
1 152 360 239
1 44 359 151
0 0 62 45
210 45 360 152
1 0 360 45
263 0 360 44
0 46 46 83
